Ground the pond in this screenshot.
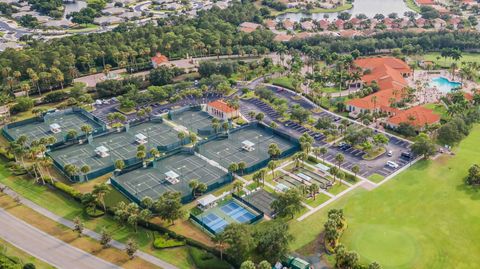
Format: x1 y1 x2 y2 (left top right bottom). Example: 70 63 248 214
276 0 413 22
63 0 87 19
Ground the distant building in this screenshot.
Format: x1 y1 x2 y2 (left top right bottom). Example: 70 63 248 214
414 0 435 5
206 100 239 120
151 53 169 68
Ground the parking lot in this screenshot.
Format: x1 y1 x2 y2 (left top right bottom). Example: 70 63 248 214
92 92 222 125
240 85 414 181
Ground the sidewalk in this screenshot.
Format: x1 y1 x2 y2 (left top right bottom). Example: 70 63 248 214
0 183 178 269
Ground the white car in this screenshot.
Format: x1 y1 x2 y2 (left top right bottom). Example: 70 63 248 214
387 150 393 157
386 161 399 169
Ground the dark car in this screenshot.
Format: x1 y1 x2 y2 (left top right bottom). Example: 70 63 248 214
401 152 413 159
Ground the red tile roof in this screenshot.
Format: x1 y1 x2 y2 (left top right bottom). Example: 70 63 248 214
387 106 440 127
347 57 411 111
416 0 435 5
151 53 168 65
207 100 237 113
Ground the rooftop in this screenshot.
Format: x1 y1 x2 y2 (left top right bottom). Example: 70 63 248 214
207 100 237 113
387 106 440 127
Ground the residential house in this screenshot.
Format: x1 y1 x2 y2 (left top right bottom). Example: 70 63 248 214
431 18 446 29
264 19 277 30
283 19 295 31
416 18 427 28
318 19 330 30
301 20 315 31
274 34 294 42
414 0 435 5
334 19 344 30
239 22 262 33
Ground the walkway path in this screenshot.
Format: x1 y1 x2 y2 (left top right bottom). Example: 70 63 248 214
0 208 119 269
0 183 178 269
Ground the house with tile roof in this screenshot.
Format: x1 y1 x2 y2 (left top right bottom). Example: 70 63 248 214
346 57 412 114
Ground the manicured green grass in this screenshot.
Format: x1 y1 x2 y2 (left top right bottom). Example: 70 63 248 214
270 3 353 15
367 173 385 183
304 192 331 207
289 125 480 268
404 0 421 12
271 76 295 90
0 168 195 269
0 237 55 269
423 103 449 120
421 52 480 68
327 182 349 195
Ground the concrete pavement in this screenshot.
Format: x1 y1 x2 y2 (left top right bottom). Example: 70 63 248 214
0 208 120 269
0 183 179 269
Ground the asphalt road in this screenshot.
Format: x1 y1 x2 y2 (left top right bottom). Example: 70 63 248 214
0 208 120 269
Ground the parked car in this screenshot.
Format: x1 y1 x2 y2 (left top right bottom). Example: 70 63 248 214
401 152 413 160
387 150 393 157
386 161 399 169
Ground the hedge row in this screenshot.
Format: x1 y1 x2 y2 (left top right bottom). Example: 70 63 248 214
52 181 82 200
188 247 231 269
153 233 186 249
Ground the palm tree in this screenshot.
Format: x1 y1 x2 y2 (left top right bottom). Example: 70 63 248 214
221 121 229 133
189 132 198 146
93 183 110 212
137 151 146 166
114 159 125 171
267 160 277 180
329 166 339 184
177 131 186 145
80 165 91 181
309 183 319 200
320 147 328 163
228 163 238 174
80 124 93 139
237 161 246 175
352 165 360 181
232 181 244 195
335 153 344 169
258 168 267 186
66 129 78 140
64 164 79 179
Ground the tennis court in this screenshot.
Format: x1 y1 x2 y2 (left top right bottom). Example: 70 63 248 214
243 190 277 217
170 109 213 134
194 198 263 234
111 152 230 202
5 112 104 144
128 121 179 148
197 126 297 169
49 121 181 180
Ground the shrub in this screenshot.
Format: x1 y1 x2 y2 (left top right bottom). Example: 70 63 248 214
10 97 34 114
52 181 82 200
153 233 186 249
42 90 68 103
86 207 105 218
188 247 231 269
23 263 36 269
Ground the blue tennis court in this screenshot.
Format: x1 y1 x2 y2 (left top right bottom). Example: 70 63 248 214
220 201 256 223
202 213 229 233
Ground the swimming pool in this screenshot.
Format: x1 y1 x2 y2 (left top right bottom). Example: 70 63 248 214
430 77 462 93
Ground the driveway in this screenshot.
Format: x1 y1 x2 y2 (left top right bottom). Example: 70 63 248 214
0 208 120 269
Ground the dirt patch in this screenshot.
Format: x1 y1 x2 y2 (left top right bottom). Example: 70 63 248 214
296 232 327 256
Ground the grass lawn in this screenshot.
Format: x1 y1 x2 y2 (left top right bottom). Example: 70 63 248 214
271 76 295 91
0 237 55 269
367 173 386 183
0 168 195 269
423 103 449 120
289 125 480 268
421 52 480 68
304 192 331 207
404 0 420 12
327 182 349 195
